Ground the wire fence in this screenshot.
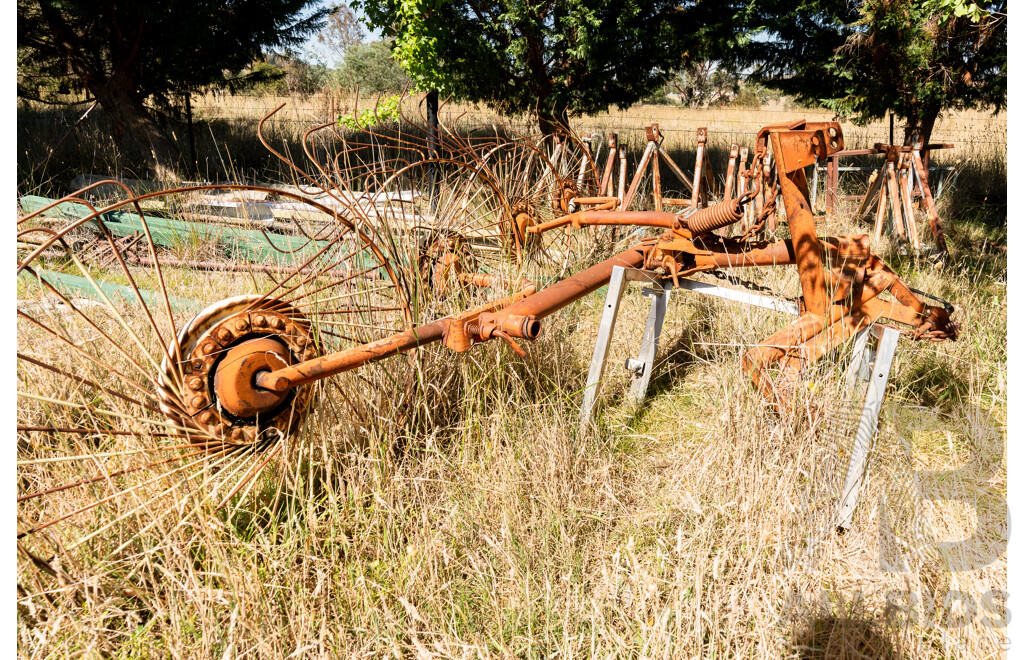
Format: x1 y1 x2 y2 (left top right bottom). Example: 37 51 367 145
19 92 1007 151
181 93 1008 159
17 92 1006 192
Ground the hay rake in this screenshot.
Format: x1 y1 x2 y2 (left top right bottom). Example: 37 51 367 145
17 113 957 566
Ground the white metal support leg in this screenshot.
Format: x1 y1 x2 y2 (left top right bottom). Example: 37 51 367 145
835 325 901 530
579 267 666 431
845 325 874 391
578 273 902 532
579 267 629 430
626 283 671 403
579 270 798 429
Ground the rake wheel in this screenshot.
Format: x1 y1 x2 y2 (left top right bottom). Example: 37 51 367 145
16 184 414 551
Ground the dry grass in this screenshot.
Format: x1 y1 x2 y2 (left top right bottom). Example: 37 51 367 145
16 98 1006 658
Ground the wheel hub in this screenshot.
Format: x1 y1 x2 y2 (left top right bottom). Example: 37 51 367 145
213 337 291 418
510 201 538 253
418 232 477 296
161 296 317 445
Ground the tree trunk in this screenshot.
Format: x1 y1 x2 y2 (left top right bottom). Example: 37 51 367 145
537 103 569 137
903 104 940 147
426 90 439 210
90 76 182 181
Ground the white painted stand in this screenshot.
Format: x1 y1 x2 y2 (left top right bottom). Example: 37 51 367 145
834 325 900 530
578 267 901 530
578 266 665 430
579 267 800 431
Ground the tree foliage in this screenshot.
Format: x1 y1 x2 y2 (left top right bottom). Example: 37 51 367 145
733 0 1006 144
256 52 331 96
667 62 741 108
354 0 737 133
18 0 329 176
335 39 412 94
315 3 367 65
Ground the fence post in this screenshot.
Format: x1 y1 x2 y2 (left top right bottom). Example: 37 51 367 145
426 90 439 210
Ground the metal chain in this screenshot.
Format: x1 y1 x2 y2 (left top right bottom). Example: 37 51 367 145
737 141 780 241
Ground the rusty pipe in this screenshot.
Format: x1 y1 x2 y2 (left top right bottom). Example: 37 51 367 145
570 196 620 206
691 239 797 270
256 321 446 391
256 244 652 392
495 244 650 321
528 211 679 234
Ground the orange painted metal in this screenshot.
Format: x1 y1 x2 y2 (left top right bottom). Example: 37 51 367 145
214 337 292 418
256 321 447 392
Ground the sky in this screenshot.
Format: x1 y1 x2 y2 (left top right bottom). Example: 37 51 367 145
298 1 383 67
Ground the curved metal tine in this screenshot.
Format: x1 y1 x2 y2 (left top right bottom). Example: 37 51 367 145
19 238 173 396
432 97 481 157
258 104 342 207
16 178 139 227
16 447 226 540
90 206 180 382
18 447 214 503
96 444 266 558
17 184 408 457
17 389 205 442
349 92 426 152
18 184 333 273
17 351 170 418
51 186 373 315
396 88 434 139
18 371 302 548
302 120 346 193
53 445 249 551
305 122 386 207
104 438 290 567
17 305 158 400
253 232 411 343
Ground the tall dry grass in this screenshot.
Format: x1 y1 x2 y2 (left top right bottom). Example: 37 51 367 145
17 91 1006 208
16 95 1006 658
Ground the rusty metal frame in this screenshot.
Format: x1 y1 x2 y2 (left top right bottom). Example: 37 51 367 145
250 121 955 415
16 114 964 549
19 116 959 451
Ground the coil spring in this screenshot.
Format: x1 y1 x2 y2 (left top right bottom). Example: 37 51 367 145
684 199 744 235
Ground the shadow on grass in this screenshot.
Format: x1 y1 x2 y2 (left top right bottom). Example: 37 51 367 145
792 613 901 659
602 311 718 431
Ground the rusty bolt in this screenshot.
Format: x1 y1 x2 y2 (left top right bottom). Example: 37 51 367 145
295 336 307 348
271 317 285 330
199 411 213 424
235 318 250 332
191 395 205 408
230 428 245 440
189 377 204 391
202 342 216 356
218 328 232 341
253 315 266 328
